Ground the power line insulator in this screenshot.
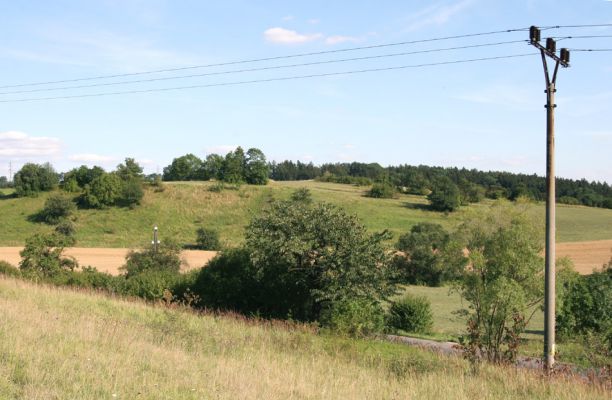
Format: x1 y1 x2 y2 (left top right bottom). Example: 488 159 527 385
530 26 541 43
546 38 556 53
560 48 570 63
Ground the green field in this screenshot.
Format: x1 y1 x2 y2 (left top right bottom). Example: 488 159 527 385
0 276 605 399
1 180 611 247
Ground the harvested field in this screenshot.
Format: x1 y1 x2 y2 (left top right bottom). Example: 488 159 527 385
0 247 217 275
1 241 609 276
556 239 612 274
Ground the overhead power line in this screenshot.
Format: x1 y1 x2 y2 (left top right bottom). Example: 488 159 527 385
0 39 528 95
542 23 612 29
0 27 531 89
569 48 612 52
0 53 536 103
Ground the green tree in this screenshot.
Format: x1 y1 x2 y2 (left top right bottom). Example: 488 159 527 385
395 223 465 286
119 177 144 208
245 148 269 185
366 182 396 199
63 165 105 189
122 242 182 277
38 194 76 224
14 163 58 196
455 204 544 364
162 154 203 181
427 176 461 212
116 158 144 181
245 200 395 321
81 173 122 208
19 233 77 278
195 227 221 250
221 147 246 183
200 153 224 180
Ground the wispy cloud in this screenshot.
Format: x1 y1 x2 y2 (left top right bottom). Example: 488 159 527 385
405 0 475 31
0 131 62 158
308 18 320 25
1 26 201 72
264 27 324 44
281 15 294 21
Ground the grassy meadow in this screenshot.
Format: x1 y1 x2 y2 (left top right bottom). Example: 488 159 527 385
0 180 611 247
0 276 607 400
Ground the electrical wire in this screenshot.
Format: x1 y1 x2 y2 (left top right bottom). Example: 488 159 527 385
0 27 531 89
569 48 612 52
0 40 529 95
0 53 536 103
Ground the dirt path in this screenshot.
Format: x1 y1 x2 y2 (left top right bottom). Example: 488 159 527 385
0 247 217 275
0 239 609 276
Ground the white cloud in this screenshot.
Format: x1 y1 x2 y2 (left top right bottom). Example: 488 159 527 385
0 131 61 158
264 27 323 44
325 35 359 45
282 15 294 21
205 145 238 155
308 19 320 25
405 0 475 31
69 153 116 163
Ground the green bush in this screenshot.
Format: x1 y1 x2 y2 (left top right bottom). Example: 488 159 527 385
14 163 58 197
122 243 182 277
427 177 461 212
195 227 221 250
387 295 434 334
119 270 181 301
81 173 122 208
38 194 75 224
0 261 21 278
366 183 396 199
557 260 611 342
290 188 313 204
320 298 385 338
19 233 77 278
55 220 76 238
119 177 144 208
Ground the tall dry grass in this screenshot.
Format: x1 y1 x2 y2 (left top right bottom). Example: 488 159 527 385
0 276 607 399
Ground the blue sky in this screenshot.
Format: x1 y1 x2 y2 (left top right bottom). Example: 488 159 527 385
1 0 611 182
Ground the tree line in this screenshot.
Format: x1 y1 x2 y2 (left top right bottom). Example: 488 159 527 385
270 160 612 209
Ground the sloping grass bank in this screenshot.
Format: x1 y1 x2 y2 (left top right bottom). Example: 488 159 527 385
0 276 606 399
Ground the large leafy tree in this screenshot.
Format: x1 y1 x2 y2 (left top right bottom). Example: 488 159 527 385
81 173 123 208
163 154 203 181
14 163 58 197
427 176 461 212
245 147 269 185
116 158 144 181
245 199 395 320
221 147 246 184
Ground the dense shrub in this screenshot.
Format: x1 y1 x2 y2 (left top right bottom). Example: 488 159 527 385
290 188 313 204
14 163 58 197
394 223 465 286
195 227 221 250
557 260 611 343
38 194 75 224
19 233 77 278
387 295 434 334
366 183 396 199
119 270 181 301
191 249 262 313
428 177 461 212
0 261 21 278
54 220 77 238
81 173 123 208
119 177 144 208
319 298 385 338
122 243 182 277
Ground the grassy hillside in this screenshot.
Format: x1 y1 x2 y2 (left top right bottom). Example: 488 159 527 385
0 276 606 400
0 180 611 247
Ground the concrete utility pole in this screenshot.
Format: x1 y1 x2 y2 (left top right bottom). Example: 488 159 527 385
529 26 570 371
152 225 160 253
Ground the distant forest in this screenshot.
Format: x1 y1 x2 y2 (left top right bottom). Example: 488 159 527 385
269 160 612 209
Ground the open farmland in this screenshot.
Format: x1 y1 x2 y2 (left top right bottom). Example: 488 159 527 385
1 180 610 248
0 276 607 400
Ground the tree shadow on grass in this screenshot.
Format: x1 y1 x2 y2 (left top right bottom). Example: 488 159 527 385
524 329 544 336
402 201 431 211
